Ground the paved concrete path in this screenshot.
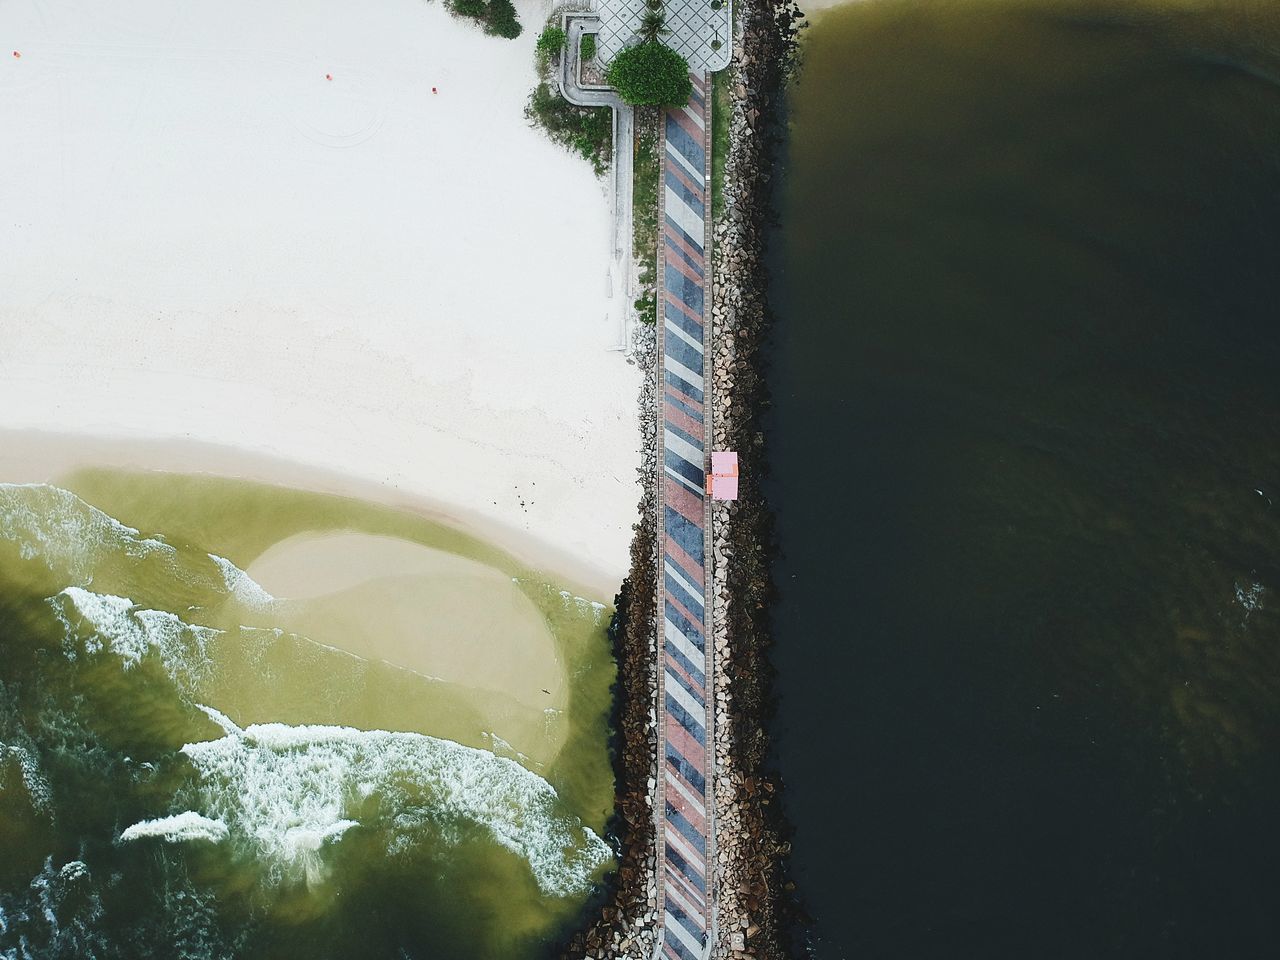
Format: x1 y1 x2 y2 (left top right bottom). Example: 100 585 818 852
654 71 714 960
560 15 635 352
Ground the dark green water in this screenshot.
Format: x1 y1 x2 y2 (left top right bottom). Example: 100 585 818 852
767 0 1280 955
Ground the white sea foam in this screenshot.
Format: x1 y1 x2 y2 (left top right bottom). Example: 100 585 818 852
484 732 536 769
195 704 244 738
0 483 177 583
120 812 230 844
51 587 218 689
558 589 608 623
0 740 52 814
209 553 275 609
180 719 611 896
2 856 105 953
57 861 90 883
1235 580 1264 618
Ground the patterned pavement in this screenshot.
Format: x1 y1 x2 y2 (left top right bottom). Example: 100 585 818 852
595 0 732 74
656 72 714 960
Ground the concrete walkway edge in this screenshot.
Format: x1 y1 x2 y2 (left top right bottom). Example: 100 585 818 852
559 15 635 354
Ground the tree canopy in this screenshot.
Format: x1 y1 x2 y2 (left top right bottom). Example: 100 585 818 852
606 40 692 107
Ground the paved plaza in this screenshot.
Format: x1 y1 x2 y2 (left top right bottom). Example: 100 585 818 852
595 0 731 73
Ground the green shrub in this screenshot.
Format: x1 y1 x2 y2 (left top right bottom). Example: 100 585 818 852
634 292 657 326
448 0 521 39
580 33 597 63
606 41 692 107
485 0 521 38
525 83 612 176
632 116 662 326
537 25 567 57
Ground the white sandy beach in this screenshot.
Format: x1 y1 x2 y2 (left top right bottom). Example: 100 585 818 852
0 0 640 592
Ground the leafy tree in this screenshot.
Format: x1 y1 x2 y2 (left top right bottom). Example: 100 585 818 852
452 0 486 16
580 32 597 62
606 41 692 107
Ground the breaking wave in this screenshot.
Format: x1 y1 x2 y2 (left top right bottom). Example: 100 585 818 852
36 589 611 899
209 554 275 609
0 739 52 814
2 480 617 953
120 812 229 844
180 719 612 897
0 483 177 584
50 587 217 690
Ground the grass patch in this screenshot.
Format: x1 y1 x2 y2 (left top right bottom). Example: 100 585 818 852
580 32 597 63
525 83 612 177
711 68 731 221
632 110 662 325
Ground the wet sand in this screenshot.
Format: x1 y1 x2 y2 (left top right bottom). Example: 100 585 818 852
248 531 567 713
0 428 616 599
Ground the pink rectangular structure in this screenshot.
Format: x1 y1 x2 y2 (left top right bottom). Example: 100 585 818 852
710 451 739 501
711 451 737 475
711 475 738 500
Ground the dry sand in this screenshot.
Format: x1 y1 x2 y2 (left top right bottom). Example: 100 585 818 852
0 0 640 591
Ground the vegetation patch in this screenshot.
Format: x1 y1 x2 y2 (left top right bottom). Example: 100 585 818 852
607 41 692 107
580 32 597 63
632 109 662 326
535 24 566 75
525 83 613 177
447 0 522 39
711 68 731 220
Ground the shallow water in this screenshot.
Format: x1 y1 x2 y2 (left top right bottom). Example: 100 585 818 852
767 0 1280 955
0 472 616 959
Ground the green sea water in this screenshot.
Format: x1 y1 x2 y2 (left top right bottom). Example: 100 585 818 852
0 471 616 959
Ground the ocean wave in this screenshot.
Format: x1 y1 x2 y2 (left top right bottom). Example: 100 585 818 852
0 739 52 814
180 718 612 897
195 704 244 738
50 587 217 690
0 483 177 584
120 812 229 844
208 554 275 610
0 856 107 957
558 590 608 623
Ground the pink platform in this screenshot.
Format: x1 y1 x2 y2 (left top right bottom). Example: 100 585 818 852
710 451 739 501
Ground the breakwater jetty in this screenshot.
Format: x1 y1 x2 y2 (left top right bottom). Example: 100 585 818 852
557 1 803 959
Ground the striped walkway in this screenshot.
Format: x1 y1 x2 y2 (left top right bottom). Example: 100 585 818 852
656 72 714 960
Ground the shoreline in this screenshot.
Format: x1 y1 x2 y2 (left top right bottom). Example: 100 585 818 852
0 428 618 602
0 0 639 595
